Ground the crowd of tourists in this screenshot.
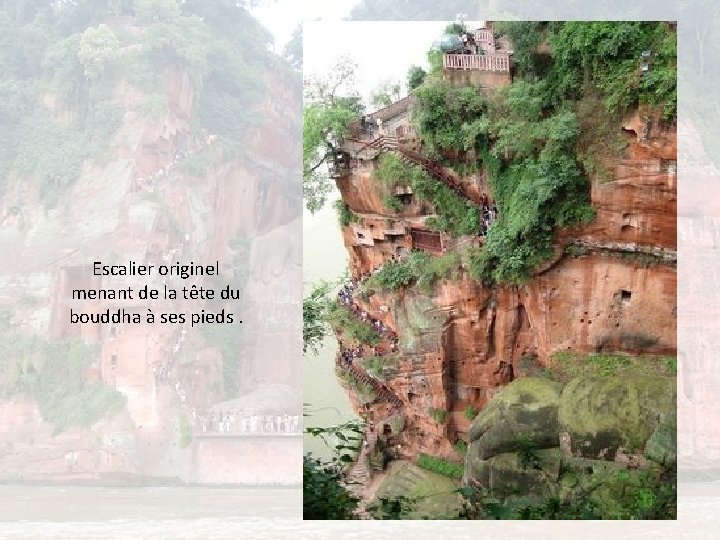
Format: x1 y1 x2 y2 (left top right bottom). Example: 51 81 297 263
134 133 217 193
480 193 498 237
152 327 188 385
336 278 399 352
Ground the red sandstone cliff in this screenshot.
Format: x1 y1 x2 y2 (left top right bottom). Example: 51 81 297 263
0 48 301 483
334 108 676 460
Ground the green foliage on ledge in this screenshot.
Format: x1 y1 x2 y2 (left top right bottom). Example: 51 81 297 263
326 300 380 346
428 407 448 424
543 352 677 383
417 452 464 479
0 328 125 432
360 355 399 380
412 78 490 157
365 250 461 292
374 153 480 237
405 22 675 286
463 405 479 420
468 149 595 285
333 199 358 227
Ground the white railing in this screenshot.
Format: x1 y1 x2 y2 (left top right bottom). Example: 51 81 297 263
443 53 510 72
473 29 495 47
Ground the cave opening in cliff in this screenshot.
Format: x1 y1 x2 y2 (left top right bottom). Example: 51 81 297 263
620 224 637 239
411 229 442 254
620 289 632 302
397 193 413 206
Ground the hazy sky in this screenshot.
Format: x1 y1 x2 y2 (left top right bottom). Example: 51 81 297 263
248 2 483 107
304 20 484 106
250 0 357 51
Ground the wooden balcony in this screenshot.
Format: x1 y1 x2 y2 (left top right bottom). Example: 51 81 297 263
443 52 510 72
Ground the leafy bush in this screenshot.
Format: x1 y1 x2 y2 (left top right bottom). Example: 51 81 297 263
382 194 404 213
463 405 478 420
333 199 357 227
374 153 481 237
454 440 468 457
365 250 461 292
361 355 399 380
412 79 489 156
564 242 589 258
417 453 464 479
428 407 448 424
325 301 380 346
303 281 331 355
365 258 416 291
78 24 119 80
407 64 426 90
303 454 359 519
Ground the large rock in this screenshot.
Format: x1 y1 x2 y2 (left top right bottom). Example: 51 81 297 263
466 448 563 498
558 375 676 460
369 461 463 519
467 378 564 460
644 411 677 465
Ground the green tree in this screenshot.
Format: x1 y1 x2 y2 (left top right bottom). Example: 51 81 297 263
412 78 489 156
406 64 426 90
303 281 331 355
78 23 119 80
304 419 365 519
283 24 302 71
369 80 401 109
303 454 359 519
303 58 363 213
134 0 181 24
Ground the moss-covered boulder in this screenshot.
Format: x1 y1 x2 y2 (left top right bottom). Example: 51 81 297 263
369 461 463 519
645 412 676 465
467 378 564 460
558 375 676 460
484 448 563 498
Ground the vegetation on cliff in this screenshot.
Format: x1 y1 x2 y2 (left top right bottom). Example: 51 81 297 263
304 19 677 520
374 153 480 236
304 419 365 520
303 281 331 355
0 312 124 431
0 0 276 205
407 21 675 285
303 59 363 213
365 249 461 292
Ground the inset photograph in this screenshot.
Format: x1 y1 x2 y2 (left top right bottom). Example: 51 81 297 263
303 20 676 520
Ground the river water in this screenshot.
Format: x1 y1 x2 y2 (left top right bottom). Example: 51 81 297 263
0 486 300 539
0 197 350 536
302 194 358 459
0 483 718 538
